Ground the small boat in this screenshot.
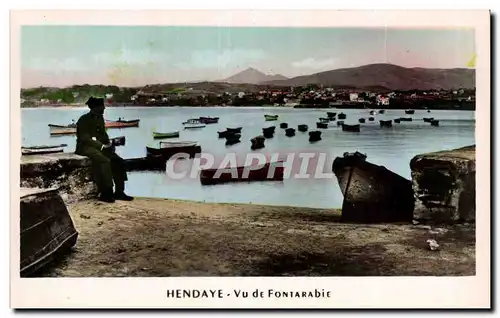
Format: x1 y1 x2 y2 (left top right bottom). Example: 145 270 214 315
378 110 385 114
264 114 279 121
183 119 206 129
358 118 366 123
226 127 243 133
427 110 431 113
20 187 79 276
21 144 67 156
327 112 337 118
399 117 413 122
110 136 126 147
319 117 330 122
199 117 219 124
280 123 288 129
341 124 361 132
405 109 415 115
218 130 237 138
394 118 401 123
48 124 77 136
285 128 296 137
105 119 140 128
430 119 440 126
200 161 284 185
369 110 376 115
146 141 201 159
298 124 308 132
251 136 266 150
262 127 275 139
152 131 180 139
332 151 415 223
317 122 329 129
338 113 347 120
336 120 344 126
423 117 434 123
379 120 393 128
368 117 375 122
309 130 322 142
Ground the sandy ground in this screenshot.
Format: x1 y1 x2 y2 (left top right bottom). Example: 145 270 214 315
38 197 475 277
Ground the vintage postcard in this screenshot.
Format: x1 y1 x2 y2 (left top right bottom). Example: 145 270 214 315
10 10 490 309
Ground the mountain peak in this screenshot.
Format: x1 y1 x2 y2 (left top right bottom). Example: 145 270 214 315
222 68 288 84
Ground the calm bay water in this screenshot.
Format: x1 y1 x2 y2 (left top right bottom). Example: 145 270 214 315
21 106 475 209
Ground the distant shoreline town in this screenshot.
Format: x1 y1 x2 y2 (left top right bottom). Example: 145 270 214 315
21 63 476 110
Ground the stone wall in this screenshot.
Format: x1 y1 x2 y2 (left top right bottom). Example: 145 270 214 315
20 153 98 204
410 145 475 223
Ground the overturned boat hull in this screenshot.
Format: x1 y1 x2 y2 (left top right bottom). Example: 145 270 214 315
332 152 415 223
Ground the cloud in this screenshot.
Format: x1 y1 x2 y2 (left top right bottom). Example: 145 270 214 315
92 48 168 67
292 57 336 70
24 57 89 72
176 49 265 70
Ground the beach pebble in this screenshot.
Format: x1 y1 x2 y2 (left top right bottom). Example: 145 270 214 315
426 239 440 251
97 221 104 226
80 214 91 219
416 225 431 230
412 220 420 225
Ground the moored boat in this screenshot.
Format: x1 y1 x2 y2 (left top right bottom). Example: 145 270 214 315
152 131 180 139
105 119 140 128
226 127 243 133
280 122 288 129
264 114 279 121
262 126 275 138
358 118 366 123
336 120 344 126
298 124 308 132
399 117 413 122
368 117 375 121
379 120 393 128
285 128 296 137
341 124 361 132
200 161 284 185
218 130 237 138
327 112 337 118
21 144 67 156
225 133 241 146
369 110 376 115
309 130 322 142
338 112 347 120
405 109 415 115
394 118 401 123
199 117 219 124
332 151 415 223
317 122 329 129
48 124 77 136
378 109 385 114
146 141 201 159
423 117 434 123
430 119 440 126
183 119 206 129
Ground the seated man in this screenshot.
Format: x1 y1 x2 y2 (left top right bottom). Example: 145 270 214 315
75 96 134 203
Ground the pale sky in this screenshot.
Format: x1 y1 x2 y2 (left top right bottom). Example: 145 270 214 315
21 26 475 88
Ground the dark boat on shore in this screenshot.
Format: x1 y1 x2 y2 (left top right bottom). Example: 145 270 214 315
146 141 201 159
358 118 366 123
430 119 440 126
332 151 414 223
338 112 347 120
368 117 374 122
251 136 266 150
423 117 434 123
280 123 288 129
226 127 243 133
405 109 415 115
380 120 393 128
21 144 68 156
20 187 78 276
285 128 296 137
199 117 219 124
327 112 337 118
200 161 284 185
399 117 413 122
309 130 322 142
317 122 328 129
394 118 401 123
298 124 308 132
341 124 361 132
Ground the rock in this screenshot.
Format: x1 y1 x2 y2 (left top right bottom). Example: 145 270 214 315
412 220 420 225
21 153 98 204
429 228 448 235
410 145 475 224
97 221 104 226
426 239 440 251
80 214 91 219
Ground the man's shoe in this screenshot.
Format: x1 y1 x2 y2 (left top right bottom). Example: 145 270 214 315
114 191 134 201
99 192 115 203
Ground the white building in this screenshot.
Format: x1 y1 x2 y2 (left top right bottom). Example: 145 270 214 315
349 93 359 101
